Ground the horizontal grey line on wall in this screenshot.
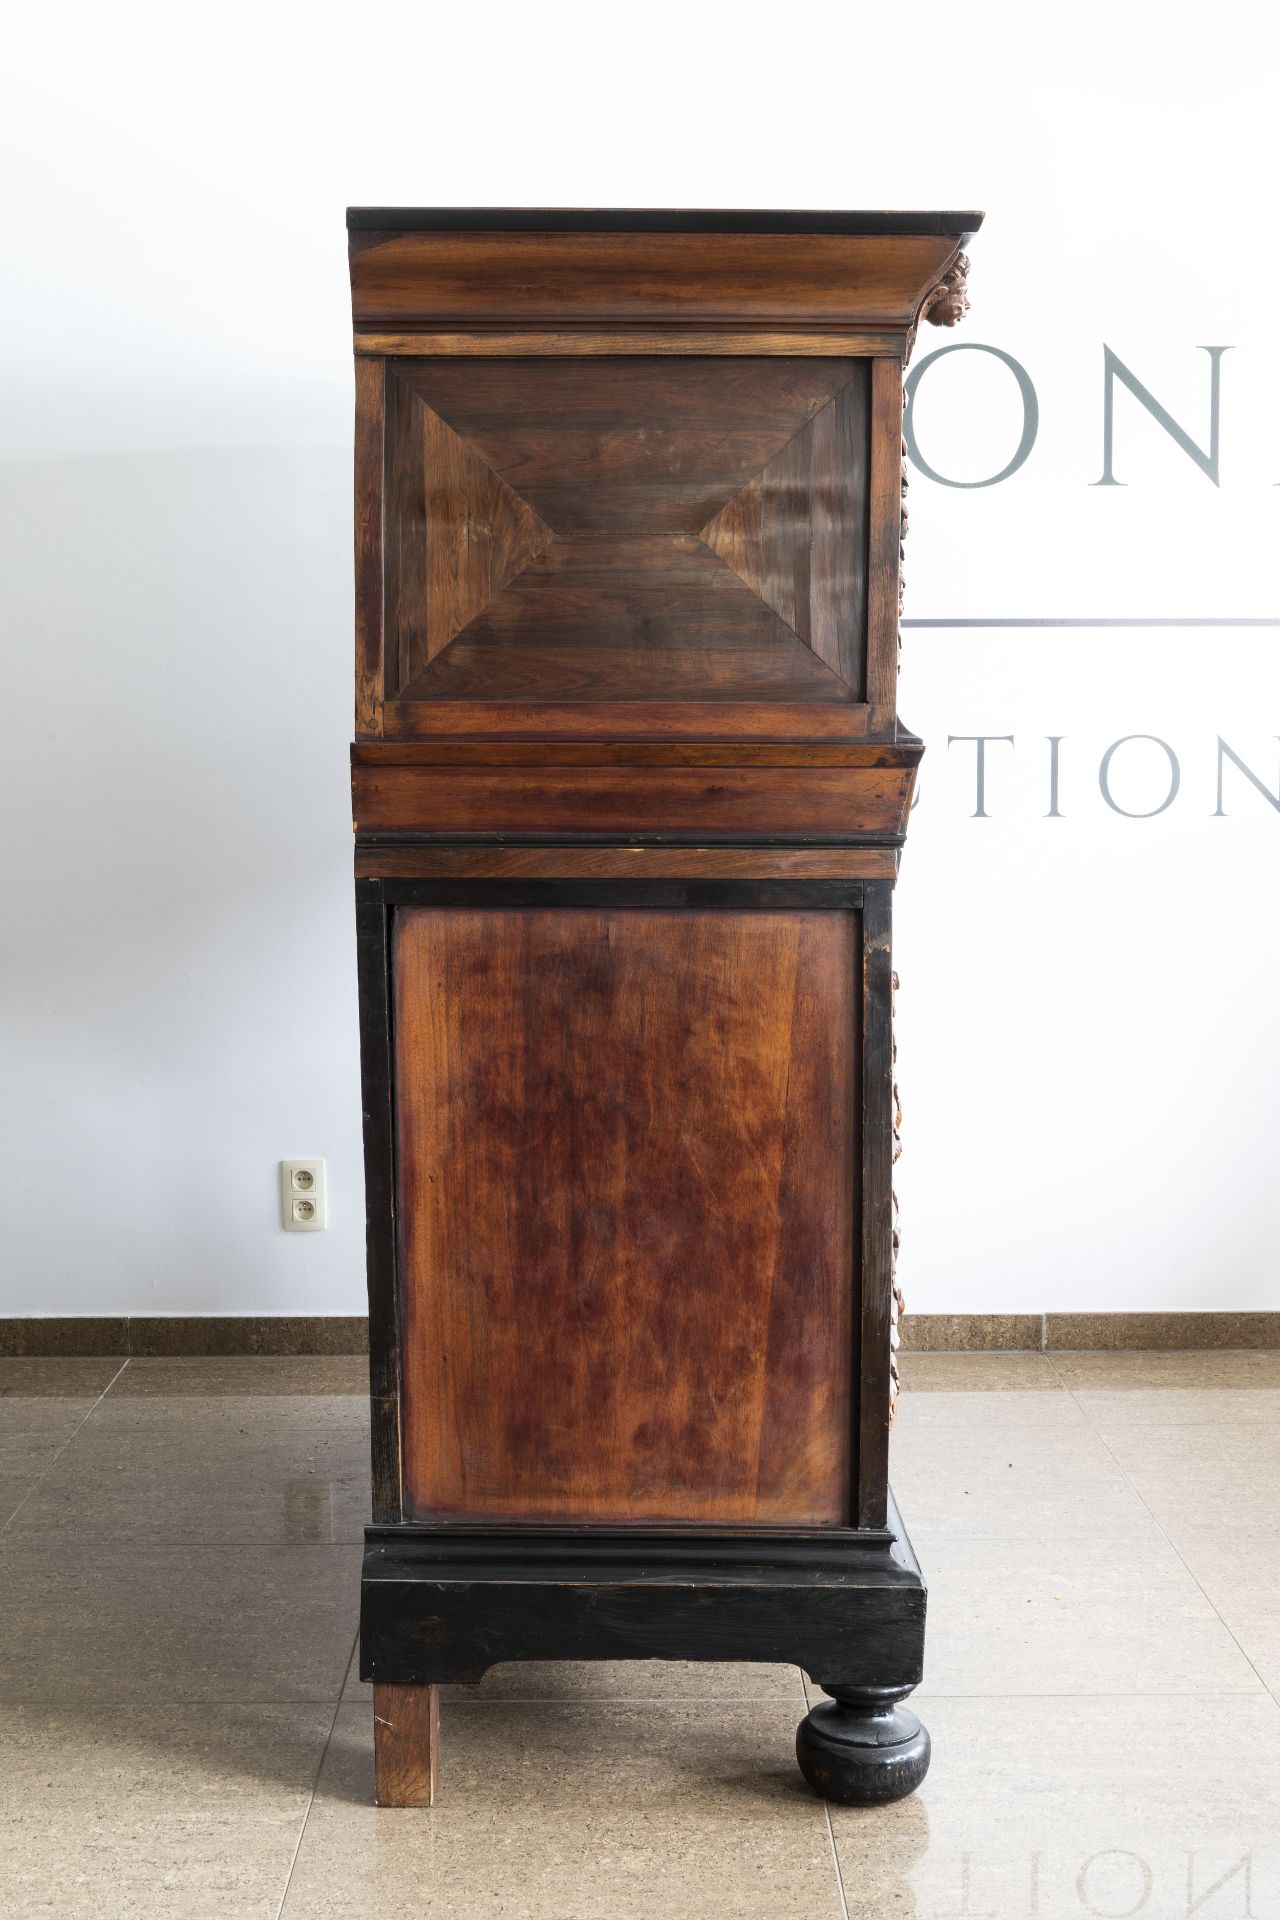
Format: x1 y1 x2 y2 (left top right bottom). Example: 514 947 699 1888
902 617 1280 628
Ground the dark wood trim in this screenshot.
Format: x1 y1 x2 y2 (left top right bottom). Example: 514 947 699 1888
355 879 403 1522
347 208 984 238
359 1493 926 1688
356 832 909 848
856 883 894 1528
352 740 921 768
374 877 866 912
363 1523 897 1565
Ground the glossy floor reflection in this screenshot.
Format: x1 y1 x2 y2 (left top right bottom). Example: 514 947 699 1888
1 1349 1278 1916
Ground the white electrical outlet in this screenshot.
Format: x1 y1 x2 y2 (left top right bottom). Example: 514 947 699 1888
281 1159 326 1231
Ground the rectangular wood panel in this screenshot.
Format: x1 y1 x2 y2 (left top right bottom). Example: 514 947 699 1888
352 760 916 839
393 904 857 1525
380 357 870 730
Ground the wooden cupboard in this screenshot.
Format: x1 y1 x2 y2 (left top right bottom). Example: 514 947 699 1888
349 207 981 1804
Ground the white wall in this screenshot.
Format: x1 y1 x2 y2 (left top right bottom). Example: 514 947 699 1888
2 0 1276 1315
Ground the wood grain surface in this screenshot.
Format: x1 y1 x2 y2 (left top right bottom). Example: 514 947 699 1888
355 329 904 358
349 229 963 329
352 738 922 766
372 1682 439 1806
396 541 851 705
396 358 858 532
381 358 869 713
378 699 872 742
356 846 899 880
393 904 857 1525
352 760 915 838
353 355 385 736
703 375 868 690
866 359 905 726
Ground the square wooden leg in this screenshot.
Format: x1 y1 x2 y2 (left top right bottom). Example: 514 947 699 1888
373 1682 440 1806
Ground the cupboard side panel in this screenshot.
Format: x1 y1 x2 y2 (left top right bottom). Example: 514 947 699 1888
392 903 857 1526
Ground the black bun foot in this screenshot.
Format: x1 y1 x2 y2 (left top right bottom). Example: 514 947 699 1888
796 1683 931 1806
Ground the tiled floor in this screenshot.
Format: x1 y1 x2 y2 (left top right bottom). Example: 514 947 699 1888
3 1350 1279 1916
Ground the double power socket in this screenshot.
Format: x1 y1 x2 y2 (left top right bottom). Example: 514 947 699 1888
280 1159 327 1232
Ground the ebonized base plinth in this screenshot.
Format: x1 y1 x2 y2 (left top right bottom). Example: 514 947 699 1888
359 1492 929 1804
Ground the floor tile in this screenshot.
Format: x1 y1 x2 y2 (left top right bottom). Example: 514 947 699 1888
828 1693 1280 1919
2 1346 1275 1914
0 1701 333 1919
1051 1349 1280 1391
1123 1515 1280 1704
281 1699 842 1918
0 1478 40 1528
0 1430 72 1474
889 1421 1152 1537
0 1542 360 1703
1077 1388 1280 1430
105 1354 371 1401
898 1352 1064 1394
1088 1421 1280 1492
0 1431 75 1529
0 1365 120 1528
1085 1428 1280 1602
895 1353 1083 1430
908 1523 1262 1697
89 1390 370 1440
0 1358 123 1432
7 1420 371 1544
1189 1586 1280 1700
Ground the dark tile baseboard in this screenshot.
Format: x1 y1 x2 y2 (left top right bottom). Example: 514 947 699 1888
901 1311 1280 1352
1 1312 1277 1357
0 1317 370 1357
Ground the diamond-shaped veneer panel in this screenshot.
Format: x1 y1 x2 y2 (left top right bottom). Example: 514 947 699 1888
420 400 556 656
398 535 852 704
700 378 868 688
400 359 858 535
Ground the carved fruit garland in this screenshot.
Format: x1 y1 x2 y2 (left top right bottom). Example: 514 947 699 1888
890 253 972 1416
889 970 905 1421
899 248 971 659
